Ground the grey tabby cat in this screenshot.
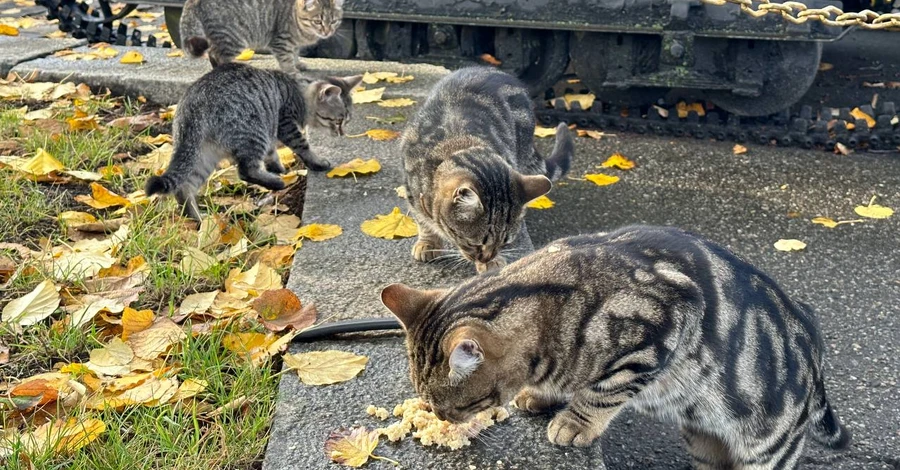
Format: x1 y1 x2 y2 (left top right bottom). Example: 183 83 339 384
180 0 343 72
381 225 850 469
401 67 574 273
145 63 362 220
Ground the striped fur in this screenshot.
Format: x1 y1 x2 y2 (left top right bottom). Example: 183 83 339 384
180 0 343 72
382 226 849 469
401 67 575 273
145 63 361 220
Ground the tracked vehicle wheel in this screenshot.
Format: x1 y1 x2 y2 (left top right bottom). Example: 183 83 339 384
500 29 569 98
570 32 666 107
708 40 823 117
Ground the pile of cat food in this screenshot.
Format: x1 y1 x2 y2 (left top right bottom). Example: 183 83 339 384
366 398 509 450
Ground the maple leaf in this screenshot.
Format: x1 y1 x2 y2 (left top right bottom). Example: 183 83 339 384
854 196 893 219
294 223 342 242
1 279 60 326
352 87 385 104
377 98 416 108
327 158 382 178
325 427 398 467
563 93 595 111
533 126 557 138
773 239 807 252
584 173 620 186
252 288 317 332
283 350 369 385
126 317 187 360
120 50 144 64
360 207 418 239
599 153 635 170
733 144 748 155
526 195 555 209
479 53 501 66
75 183 131 209
235 49 255 61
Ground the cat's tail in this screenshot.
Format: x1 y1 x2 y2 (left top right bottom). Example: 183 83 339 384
179 3 209 57
183 37 210 57
809 392 851 450
544 122 574 181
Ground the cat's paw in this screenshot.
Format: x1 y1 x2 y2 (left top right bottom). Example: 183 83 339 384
475 256 507 273
300 152 332 171
547 411 602 447
412 240 441 262
514 390 562 414
295 61 309 72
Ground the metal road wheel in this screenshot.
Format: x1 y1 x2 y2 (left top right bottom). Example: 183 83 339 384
164 6 183 48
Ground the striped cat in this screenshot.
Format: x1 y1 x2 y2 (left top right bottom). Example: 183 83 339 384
180 0 343 72
401 67 574 273
381 225 850 469
145 63 362 220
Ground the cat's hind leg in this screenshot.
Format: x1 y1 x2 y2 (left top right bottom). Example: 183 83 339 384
271 39 303 73
732 430 807 470
412 221 443 262
681 428 734 470
264 148 287 174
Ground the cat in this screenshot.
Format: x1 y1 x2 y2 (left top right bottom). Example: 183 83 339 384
381 225 850 469
401 67 574 273
180 0 344 73
145 63 362 220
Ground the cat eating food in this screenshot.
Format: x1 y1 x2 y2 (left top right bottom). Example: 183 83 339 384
401 67 575 273
381 225 850 469
180 0 344 73
145 63 362 220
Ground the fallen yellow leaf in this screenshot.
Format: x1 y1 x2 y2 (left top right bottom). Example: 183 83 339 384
676 101 706 119
225 262 283 299
362 129 400 141
67 112 100 131
599 153 635 170
526 195 554 209
75 182 131 209
385 75 414 84
850 107 875 129
854 198 893 219
326 158 381 178
126 317 187 360
18 418 106 455
360 207 418 240
563 93 595 110
14 148 65 179
733 144 748 155
479 53 501 66
121 307 155 340
120 50 144 64
818 62 834 71
0 24 19 36
1 279 60 326
325 427 397 467
377 98 416 108
352 87 385 104
811 217 838 228
584 173 620 186
283 350 369 385
576 129 605 140
176 290 219 318
235 49 255 61
294 223 342 242
534 126 557 138
773 239 807 252
87 337 135 376
252 288 317 332
59 211 98 226
361 71 398 84
256 213 301 244
166 50 184 58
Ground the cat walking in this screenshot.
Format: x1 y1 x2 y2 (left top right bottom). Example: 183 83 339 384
401 67 574 273
146 63 362 220
180 0 344 72
382 225 850 469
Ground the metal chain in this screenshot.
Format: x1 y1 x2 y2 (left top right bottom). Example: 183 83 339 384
699 0 900 30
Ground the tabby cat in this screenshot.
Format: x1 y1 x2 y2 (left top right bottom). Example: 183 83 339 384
145 63 362 220
381 225 850 469
401 67 574 273
180 0 344 72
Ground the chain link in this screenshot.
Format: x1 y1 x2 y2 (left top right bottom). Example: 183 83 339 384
699 0 900 30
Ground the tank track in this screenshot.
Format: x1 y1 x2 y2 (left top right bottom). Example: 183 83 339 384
537 96 900 153
34 1 899 153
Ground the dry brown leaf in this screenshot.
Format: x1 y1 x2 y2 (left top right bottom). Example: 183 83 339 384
126 317 187 360
283 350 369 385
256 213 302 244
252 289 317 332
479 53 501 66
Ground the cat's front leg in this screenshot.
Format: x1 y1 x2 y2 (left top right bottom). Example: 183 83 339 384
412 223 443 262
547 388 624 447
264 149 287 174
272 42 301 75
514 388 569 414
280 124 332 171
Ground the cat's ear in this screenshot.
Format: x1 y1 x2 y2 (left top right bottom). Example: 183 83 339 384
304 0 317 11
319 83 342 99
453 186 481 208
380 283 442 328
448 339 483 384
338 75 364 93
517 174 552 203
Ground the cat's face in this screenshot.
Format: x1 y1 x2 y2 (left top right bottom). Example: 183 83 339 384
381 284 515 423
310 75 363 136
297 0 344 39
434 150 552 264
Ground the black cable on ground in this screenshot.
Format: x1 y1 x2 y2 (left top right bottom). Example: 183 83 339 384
293 318 402 342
